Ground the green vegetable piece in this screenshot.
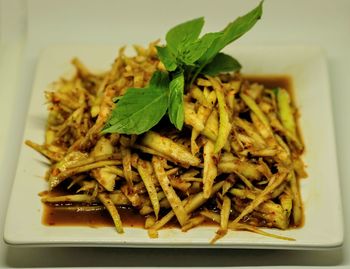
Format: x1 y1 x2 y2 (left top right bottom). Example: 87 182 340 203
166 17 204 54
168 72 185 130
102 71 169 135
201 53 241 76
276 88 303 150
179 32 223 65
200 1 263 63
156 46 177 71
272 87 279 96
277 88 297 137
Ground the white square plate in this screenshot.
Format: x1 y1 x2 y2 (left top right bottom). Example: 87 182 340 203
4 45 344 249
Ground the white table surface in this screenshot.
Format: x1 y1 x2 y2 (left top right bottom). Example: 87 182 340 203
0 0 349 268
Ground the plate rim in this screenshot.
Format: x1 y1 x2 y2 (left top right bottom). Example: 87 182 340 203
4 44 344 249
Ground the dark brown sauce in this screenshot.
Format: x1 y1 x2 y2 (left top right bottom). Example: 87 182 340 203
42 75 304 230
244 74 292 91
43 204 219 228
43 205 144 227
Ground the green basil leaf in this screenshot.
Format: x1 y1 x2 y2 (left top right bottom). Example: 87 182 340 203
101 2 264 135
179 32 223 65
156 46 177 71
201 53 241 76
199 1 263 63
149 70 170 88
168 72 185 130
166 17 204 54
102 71 169 135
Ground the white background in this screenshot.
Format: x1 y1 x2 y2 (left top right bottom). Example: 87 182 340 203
0 0 349 268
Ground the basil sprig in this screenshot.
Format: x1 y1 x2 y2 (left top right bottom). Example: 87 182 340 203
103 1 263 134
